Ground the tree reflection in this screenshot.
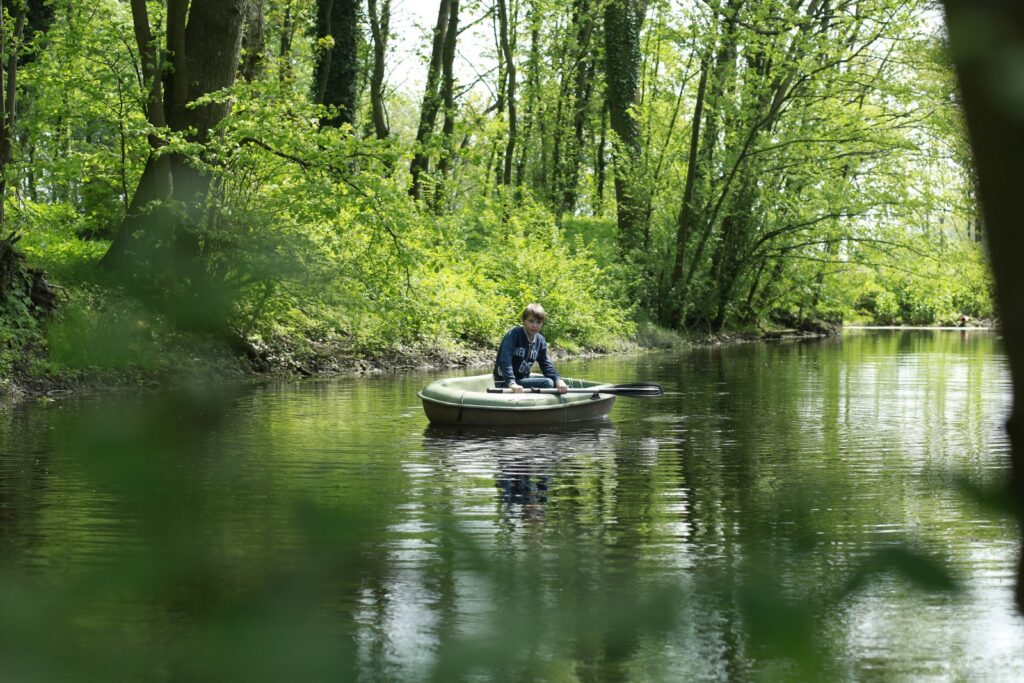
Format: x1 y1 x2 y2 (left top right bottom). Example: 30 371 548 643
0 334 1014 679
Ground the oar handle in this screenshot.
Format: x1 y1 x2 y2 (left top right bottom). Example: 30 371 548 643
487 387 585 394
486 382 663 397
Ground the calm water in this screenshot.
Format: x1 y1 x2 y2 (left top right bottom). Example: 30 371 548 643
1 330 1020 681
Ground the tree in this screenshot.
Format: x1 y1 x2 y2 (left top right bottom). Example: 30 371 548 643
432 0 460 209
546 0 597 217
277 0 297 82
241 0 267 82
941 0 1024 613
409 0 455 200
559 0 596 216
367 0 390 140
0 0 28 228
100 0 249 273
603 0 646 255
495 0 517 187
657 0 933 332
312 0 361 128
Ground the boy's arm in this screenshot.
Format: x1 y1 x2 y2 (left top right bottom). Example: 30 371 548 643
496 329 520 386
536 337 561 383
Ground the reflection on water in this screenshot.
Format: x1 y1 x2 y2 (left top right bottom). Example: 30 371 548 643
0 330 1020 680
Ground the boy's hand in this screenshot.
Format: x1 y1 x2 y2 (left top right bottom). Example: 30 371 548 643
510 384 523 393
556 379 568 394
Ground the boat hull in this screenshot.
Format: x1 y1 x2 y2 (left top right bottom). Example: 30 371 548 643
418 374 616 427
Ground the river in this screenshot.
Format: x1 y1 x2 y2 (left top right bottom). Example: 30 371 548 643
0 329 1020 681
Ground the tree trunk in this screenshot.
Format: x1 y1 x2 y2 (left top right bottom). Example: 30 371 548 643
595 101 607 206
130 0 164 129
312 0 361 128
515 2 541 188
164 0 188 130
941 0 1024 613
496 0 516 187
709 173 757 333
279 0 295 82
603 0 646 255
367 0 390 139
663 57 708 325
560 0 595 215
101 0 248 271
550 70 566 204
174 0 248 202
433 0 460 210
409 0 453 200
240 0 266 82
0 4 26 229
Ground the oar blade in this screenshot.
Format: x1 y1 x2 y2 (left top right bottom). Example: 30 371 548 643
598 383 663 397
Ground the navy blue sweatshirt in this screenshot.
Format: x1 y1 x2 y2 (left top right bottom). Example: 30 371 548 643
492 326 560 386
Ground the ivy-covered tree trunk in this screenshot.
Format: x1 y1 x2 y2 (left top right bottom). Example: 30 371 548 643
312 0 361 128
603 0 646 256
559 0 596 216
279 0 296 82
240 0 266 82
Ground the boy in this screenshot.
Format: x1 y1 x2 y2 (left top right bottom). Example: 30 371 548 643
493 303 569 394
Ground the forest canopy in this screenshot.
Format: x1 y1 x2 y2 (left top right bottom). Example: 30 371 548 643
0 0 992 376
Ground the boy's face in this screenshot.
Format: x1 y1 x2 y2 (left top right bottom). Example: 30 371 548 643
523 314 544 337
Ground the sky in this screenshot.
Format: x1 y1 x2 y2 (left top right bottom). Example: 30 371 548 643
384 0 495 97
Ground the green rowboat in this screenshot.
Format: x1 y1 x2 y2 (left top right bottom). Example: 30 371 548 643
418 374 616 427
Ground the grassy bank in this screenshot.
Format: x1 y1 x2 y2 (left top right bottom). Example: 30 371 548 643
3 203 642 395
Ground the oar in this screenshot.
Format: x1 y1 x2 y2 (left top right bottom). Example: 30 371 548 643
487 383 663 397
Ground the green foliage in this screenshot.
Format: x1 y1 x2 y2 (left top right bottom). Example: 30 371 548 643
18 0 147 239
0 1 1007 678
0 0 994 383
0 283 43 377
45 297 159 371
175 77 632 357
464 197 635 350
839 237 994 325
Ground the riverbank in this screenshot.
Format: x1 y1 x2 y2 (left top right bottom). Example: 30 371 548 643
14 315 1000 400
12 287 998 401
2 318 847 400
2 333 621 400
